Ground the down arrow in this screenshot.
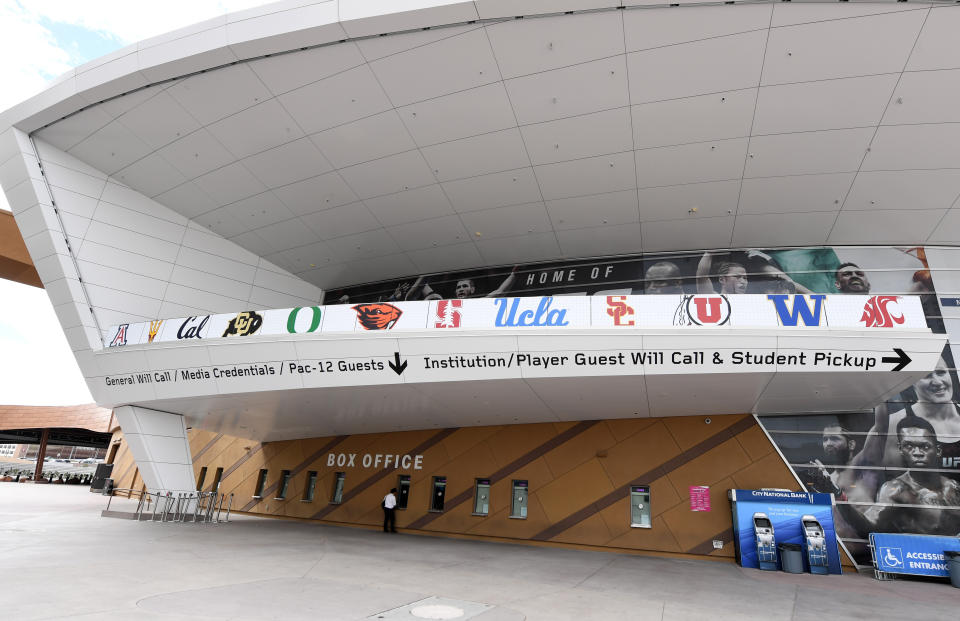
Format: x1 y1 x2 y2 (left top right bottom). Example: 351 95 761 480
882 348 911 372
388 352 408 376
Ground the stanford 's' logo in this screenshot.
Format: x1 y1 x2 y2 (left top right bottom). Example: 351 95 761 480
605 296 635 326
673 295 730 326
860 296 905 328
353 303 402 330
435 300 461 328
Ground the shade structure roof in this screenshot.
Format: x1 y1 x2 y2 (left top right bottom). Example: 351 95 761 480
4 1 960 293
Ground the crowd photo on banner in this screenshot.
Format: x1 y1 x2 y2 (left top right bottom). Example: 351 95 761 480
330 245 958 564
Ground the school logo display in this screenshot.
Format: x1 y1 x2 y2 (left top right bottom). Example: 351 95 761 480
605 296 635 326
147 320 163 343
109 324 128 347
223 311 263 337
673 295 730 326
494 297 569 327
860 296 905 328
177 316 209 339
768 294 826 326
287 306 322 333
353 303 402 330
434 300 462 328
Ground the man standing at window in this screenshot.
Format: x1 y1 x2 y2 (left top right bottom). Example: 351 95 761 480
382 488 398 533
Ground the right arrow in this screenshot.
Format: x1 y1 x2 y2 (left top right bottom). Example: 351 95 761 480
882 347 911 372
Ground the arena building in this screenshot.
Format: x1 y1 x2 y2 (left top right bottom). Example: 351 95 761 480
2 1 960 568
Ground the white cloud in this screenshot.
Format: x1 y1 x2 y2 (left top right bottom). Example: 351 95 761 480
0 279 93 405
0 0 272 402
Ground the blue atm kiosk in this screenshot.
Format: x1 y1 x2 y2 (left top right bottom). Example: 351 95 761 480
753 512 778 570
729 489 842 574
801 515 829 575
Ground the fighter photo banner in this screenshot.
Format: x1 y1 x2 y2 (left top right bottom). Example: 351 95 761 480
758 343 960 565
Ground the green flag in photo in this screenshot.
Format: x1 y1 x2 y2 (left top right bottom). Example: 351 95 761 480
768 248 842 293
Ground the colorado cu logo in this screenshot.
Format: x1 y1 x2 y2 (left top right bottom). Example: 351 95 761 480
673 295 730 326
353 303 402 330
860 295 905 328
223 311 263 337
434 299 461 328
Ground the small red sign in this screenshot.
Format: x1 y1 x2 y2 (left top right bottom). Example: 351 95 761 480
690 486 711 512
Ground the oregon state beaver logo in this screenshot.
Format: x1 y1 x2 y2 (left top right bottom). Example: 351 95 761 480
353 303 403 330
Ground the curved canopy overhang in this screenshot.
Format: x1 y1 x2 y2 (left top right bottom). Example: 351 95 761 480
3 1 960 292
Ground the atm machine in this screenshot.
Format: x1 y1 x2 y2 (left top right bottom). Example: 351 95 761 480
801 515 829 575
753 512 778 570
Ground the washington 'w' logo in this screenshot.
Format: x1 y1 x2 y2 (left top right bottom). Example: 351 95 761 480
768 294 826 326
860 296 905 328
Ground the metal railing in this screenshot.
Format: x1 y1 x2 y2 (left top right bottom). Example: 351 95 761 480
105 488 233 524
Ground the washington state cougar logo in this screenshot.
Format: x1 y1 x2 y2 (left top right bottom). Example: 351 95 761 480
435 300 461 328
860 296 905 328
353 303 403 330
605 296 635 326
673 295 730 326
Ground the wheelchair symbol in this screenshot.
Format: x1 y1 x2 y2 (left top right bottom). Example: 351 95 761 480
880 547 903 568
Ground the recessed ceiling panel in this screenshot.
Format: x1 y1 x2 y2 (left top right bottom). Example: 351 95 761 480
829 207 947 245
555 221 645 261
547 190 639 231
206 98 304 159
845 170 960 212
310 110 416 169
762 10 927 85
240 137 333 188
863 123 960 171
272 171 359 216
641 216 735 253
460 201 553 239
905 6 960 72
487 10 625 79
277 64 392 134
744 128 874 178
166 64 272 126
738 173 853 215
521 107 633 167
388 214 471 252
883 69 960 126
637 180 739 221
731 211 836 248
535 151 636 201
248 41 366 96
338 149 436 199
624 4 773 52
627 30 766 104
442 167 542 213
156 128 237 179
300 201 382 241
636 138 748 189
504 56 629 125
364 184 455 226
399 82 517 147
632 89 755 150
421 127 530 182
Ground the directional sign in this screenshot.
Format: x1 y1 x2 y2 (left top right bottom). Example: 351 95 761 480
388 352 408 376
881 347 911 371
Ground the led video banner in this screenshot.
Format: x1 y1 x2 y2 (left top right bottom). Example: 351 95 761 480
327 246 944 332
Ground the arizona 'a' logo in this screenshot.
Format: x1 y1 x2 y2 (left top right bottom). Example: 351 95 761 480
148 320 163 343
353 303 402 330
109 324 129 347
860 295 905 328
223 311 263 337
606 296 635 326
673 295 730 326
435 300 461 328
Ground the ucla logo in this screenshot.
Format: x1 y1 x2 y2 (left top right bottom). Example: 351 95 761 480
494 297 569 327
768 294 825 326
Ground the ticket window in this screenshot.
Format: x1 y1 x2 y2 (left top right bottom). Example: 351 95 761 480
302 471 317 502
473 479 491 516
253 469 268 498
629 486 651 528
430 476 447 512
330 472 345 504
397 475 410 510
275 470 291 500
510 480 528 519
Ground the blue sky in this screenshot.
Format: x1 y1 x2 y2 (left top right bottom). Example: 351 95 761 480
0 1 263 404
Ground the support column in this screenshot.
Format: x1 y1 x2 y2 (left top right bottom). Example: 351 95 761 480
113 406 194 493
33 428 49 482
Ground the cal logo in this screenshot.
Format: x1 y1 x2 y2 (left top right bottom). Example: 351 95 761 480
177 316 209 339
353 303 402 330
109 324 129 347
223 311 263 337
768 294 826 326
435 300 461 328
605 296 635 326
860 295 905 328
148 320 163 343
673 295 730 326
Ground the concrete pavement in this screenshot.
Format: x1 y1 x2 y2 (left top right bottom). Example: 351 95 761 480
1 484 957 620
